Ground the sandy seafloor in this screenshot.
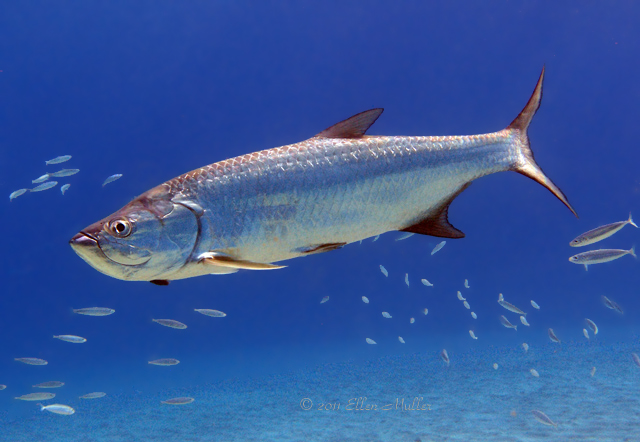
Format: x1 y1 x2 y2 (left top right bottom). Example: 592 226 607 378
2 336 639 442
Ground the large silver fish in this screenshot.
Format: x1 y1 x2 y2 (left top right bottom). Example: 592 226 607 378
70 69 576 284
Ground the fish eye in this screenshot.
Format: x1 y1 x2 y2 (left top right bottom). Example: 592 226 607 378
108 219 132 238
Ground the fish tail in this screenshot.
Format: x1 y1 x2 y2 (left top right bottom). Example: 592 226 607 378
507 67 578 218
37 403 45 411
628 213 637 228
630 246 636 258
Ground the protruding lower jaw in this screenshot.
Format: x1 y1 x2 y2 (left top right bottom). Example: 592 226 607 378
69 231 108 274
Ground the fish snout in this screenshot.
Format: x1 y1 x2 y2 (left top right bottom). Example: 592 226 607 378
69 232 98 249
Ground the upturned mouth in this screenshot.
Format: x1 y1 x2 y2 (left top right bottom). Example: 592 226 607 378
69 231 98 248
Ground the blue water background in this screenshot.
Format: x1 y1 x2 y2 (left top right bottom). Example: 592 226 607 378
1 1 639 437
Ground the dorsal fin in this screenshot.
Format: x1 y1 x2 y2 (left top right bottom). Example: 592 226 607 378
400 183 471 238
315 108 383 139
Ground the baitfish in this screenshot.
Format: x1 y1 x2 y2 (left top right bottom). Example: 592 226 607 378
49 169 80 178
80 392 106 399
39 403 75 415
570 213 637 247
31 181 58 192
569 247 636 270
102 174 123 187
70 69 576 283
53 335 87 343
45 155 72 165
73 307 114 316
499 315 517 331
498 299 527 316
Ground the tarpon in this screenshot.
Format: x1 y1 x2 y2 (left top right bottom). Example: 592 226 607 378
70 68 576 284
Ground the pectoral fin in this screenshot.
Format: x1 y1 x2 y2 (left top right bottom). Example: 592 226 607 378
198 252 286 270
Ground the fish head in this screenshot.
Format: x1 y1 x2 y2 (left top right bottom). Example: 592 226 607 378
70 187 199 281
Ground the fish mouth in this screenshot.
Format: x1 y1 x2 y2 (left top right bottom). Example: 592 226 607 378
69 231 99 248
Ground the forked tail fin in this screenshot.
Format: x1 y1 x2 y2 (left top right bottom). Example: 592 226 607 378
508 67 578 218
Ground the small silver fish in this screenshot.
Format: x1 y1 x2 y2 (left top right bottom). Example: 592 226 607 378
31 181 58 192
431 241 446 255
531 410 557 427
464 279 470 288
372 234 380 241
15 392 55 401
520 316 530 326
463 300 470 310
320 296 330 304
80 392 106 399
499 315 517 331
395 232 415 241
362 296 369 304
601 295 624 314
590 367 596 377
522 342 529 352
457 291 466 301
14 357 48 365
530 368 540 377
632 353 640 368
421 278 433 286
366 338 376 344
33 381 64 388
409 317 415 324
40 403 75 415
382 311 392 318
548 328 561 343
440 349 450 365
398 336 405 344
152 319 187 329
404 273 409 287
73 307 115 316
0 385 6 390
102 174 123 187
148 358 180 366
569 247 636 270
471 312 477 319
194 308 226 317
53 335 86 344
423 308 428 315
583 328 589 339
498 299 527 316
161 397 194 405
60 184 71 195
45 155 72 165
469 330 478 340
585 318 598 335
32 173 50 184
570 213 637 247
530 300 540 310
380 265 388 277
9 189 28 201
49 168 80 178
492 363 498 370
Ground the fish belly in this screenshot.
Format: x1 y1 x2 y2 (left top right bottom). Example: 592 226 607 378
174 132 515 264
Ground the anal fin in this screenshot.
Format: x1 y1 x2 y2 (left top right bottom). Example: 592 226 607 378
400 183 470 239
198 252 286 270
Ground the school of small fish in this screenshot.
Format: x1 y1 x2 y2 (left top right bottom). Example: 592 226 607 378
5 301 231 415
9 154 124 201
